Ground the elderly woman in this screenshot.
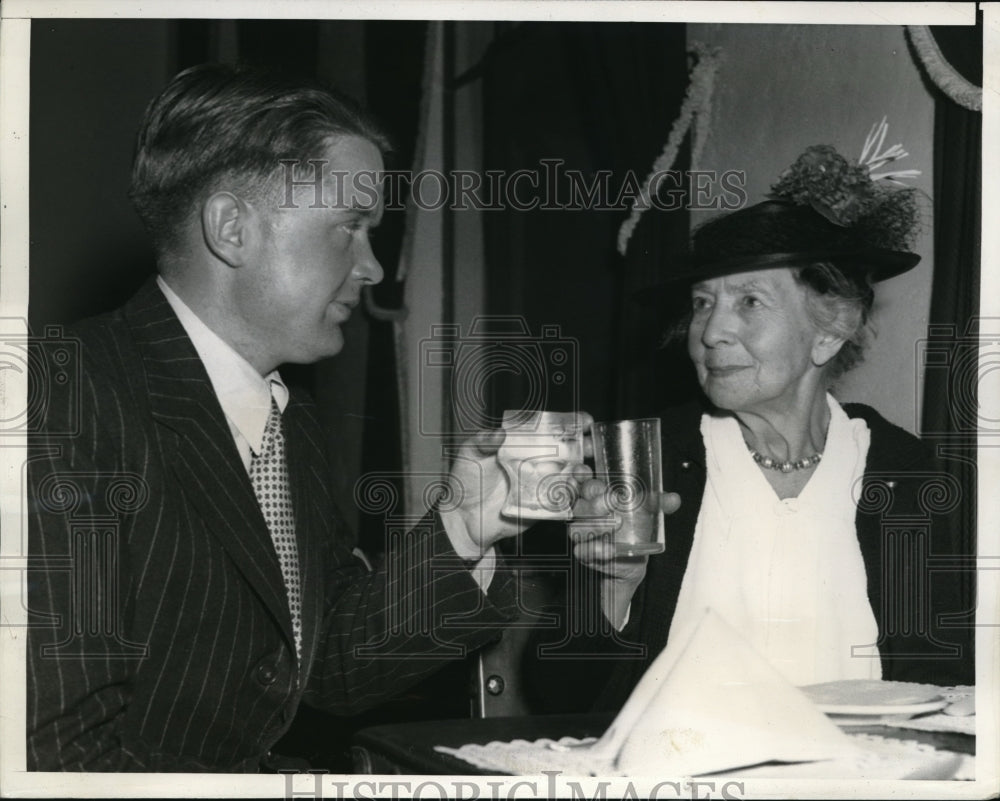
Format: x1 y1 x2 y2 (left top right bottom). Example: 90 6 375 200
561 145 973 712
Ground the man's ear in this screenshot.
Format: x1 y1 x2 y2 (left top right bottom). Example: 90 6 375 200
812 330 847 368
201 192 253 267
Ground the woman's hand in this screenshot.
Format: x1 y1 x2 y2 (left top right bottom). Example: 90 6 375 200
570 481 681 628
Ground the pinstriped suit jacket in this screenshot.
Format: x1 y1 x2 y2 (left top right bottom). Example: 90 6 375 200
27 279 516 771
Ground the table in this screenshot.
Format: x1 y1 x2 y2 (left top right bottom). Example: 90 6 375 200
351 714 974 775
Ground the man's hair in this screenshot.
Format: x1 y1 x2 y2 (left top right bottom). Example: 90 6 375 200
128 63 391 254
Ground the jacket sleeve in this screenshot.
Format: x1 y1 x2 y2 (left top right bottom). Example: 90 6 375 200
301 510 519 714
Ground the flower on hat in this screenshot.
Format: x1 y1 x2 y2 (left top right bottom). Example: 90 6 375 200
768 119 922 252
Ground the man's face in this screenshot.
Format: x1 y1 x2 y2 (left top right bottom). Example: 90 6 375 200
233 135 385 371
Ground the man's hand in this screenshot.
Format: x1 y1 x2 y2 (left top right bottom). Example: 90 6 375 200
446 430 520 555
569 480 681 629
446 429 593 554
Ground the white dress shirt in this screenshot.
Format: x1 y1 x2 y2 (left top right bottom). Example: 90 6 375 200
157 277 494 587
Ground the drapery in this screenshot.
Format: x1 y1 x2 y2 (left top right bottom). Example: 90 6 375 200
475 23 693 708
914 20 981 632
481 22 693 426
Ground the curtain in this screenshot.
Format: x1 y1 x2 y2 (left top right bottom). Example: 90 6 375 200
481 22 692 428
915 20 981 635
476 23 692 708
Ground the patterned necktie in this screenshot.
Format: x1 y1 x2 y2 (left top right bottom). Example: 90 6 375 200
249 398 302 661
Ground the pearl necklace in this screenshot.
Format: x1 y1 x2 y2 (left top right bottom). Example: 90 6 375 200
747 447 822 473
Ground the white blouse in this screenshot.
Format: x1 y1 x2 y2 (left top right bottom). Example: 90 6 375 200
667 394 881 686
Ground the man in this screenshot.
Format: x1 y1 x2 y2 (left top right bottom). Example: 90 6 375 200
26 63 533 772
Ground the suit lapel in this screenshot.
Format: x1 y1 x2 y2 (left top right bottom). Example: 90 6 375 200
123 280 297 654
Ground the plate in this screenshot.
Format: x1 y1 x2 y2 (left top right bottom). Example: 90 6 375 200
801 679 947 724
712 734 968 780
821 699 948 725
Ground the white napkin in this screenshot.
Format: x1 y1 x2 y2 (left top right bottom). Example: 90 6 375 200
592 608 860 776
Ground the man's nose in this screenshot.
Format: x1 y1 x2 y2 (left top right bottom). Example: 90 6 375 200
353 239 384 286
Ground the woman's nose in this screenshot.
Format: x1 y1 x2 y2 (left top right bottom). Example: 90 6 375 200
700 303 735 346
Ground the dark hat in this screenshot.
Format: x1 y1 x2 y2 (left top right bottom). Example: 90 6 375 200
639 140 923 295
670 198 920 286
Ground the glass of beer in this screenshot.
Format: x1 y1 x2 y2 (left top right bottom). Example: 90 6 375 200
591 418 665 556
497 410 588 520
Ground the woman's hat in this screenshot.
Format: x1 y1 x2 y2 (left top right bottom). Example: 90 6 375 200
644 127 924 292
675 197 921 285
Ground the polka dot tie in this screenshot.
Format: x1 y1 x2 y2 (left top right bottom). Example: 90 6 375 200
249 398 302 661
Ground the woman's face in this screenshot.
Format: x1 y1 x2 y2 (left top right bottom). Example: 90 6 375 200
687 268 829 417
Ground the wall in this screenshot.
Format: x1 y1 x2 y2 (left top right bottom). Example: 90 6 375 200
28 20 173 328
688 23 935 434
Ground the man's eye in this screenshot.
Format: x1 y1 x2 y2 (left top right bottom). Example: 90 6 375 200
741 295 761 308
692 296 711 312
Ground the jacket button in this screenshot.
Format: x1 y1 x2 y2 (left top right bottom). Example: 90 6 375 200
680 461 693 471
256 663 278 686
